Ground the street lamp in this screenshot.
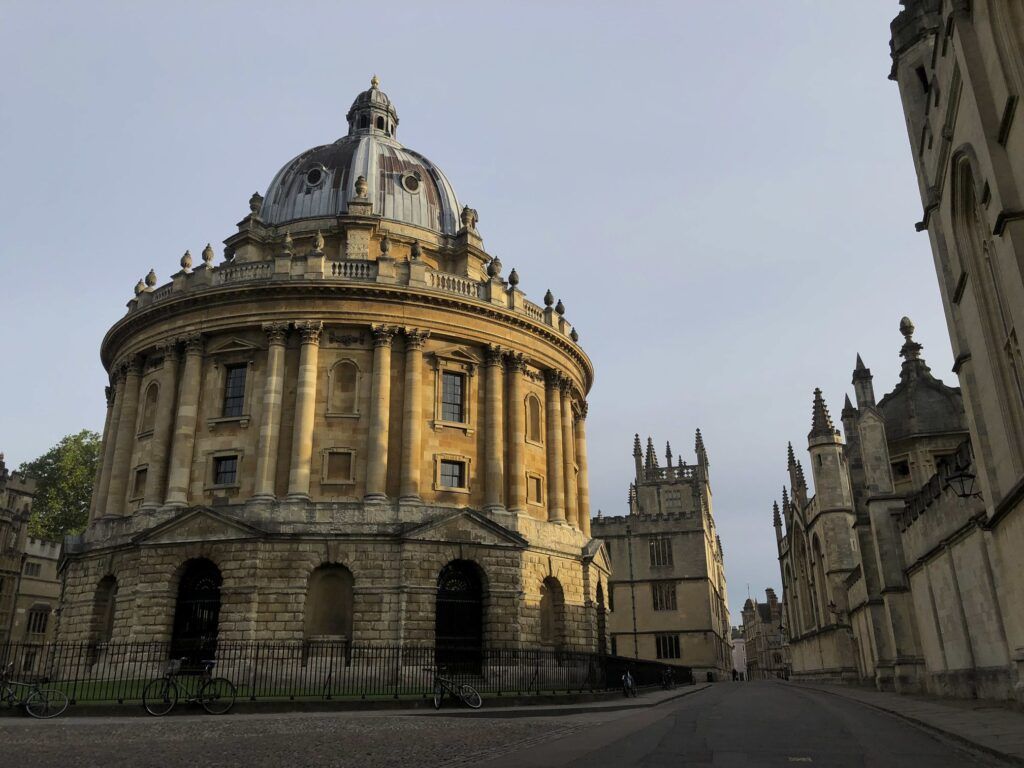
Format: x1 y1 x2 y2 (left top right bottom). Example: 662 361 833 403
945 467 982 500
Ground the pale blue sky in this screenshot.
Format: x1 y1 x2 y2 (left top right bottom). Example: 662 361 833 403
0 1 949 621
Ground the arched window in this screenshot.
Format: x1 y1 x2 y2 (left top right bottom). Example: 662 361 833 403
329 360 359 415
358 115 368 129
93 575 118 643
812 535 829 625
539 577 566 649
435 560 485 672
304 564 354 640
526 394 543 443
375 115 385 130
139 382 159 434
170 558 222 662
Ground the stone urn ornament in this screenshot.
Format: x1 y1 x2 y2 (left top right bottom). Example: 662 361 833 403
180 250 193 272
354 175 368 198
202 243 215 267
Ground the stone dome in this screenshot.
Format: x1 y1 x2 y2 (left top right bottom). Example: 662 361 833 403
260 77 461 235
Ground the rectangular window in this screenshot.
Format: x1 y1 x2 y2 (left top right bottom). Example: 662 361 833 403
528 475 543 504
132 467 148 498
222 364 247 417
655 634 681 660
440 459 466 489
213 455 239 486
649 537 673 568
324 451 354 484
23 562 41 578
441 371 465 422
27 610 48 636
652 582 677 611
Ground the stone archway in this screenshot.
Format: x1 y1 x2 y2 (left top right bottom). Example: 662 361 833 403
170 558 222 662
435 560 485 672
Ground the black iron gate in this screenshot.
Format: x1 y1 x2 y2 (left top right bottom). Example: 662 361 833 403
170 558 222 664
435 560 483 673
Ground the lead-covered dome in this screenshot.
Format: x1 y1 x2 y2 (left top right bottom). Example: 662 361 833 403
260 77 461 234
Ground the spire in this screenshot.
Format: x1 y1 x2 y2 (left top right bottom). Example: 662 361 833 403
809 388 839 440
782 485 789 508
632 433 642 458
772 500 782 527
841 393 857 423
852 353 876 408
645 436 658 470
695 428 707 462
665 441 673 468
787 442 797 469
795 460 807 490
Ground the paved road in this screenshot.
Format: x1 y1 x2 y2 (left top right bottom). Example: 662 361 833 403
1 683 1005 767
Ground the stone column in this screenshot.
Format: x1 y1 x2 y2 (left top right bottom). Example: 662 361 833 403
287 321 323 500
575 402 592 538
505 353 527 513
90 382 119 521
105 355 143 516
484 345 505 511
142 342 180 509
399 328 429 503
560 377 579 529
165 334 204 506
544 370 565 523
253 322 289 500
365 325 396 501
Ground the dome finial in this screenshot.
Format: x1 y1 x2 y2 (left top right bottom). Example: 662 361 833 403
370 74 380 89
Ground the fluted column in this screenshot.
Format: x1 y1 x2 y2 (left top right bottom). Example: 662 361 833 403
575 402 592 538
484 345 505 511
253 322 289 500
400 328 429 503
90 382 119 520
142 342 180 509
365 325 396 501
105 355 143 516
505 353 527 513
165 334 204 506
544 370 565 523
560 377 578 529
287 321 323 500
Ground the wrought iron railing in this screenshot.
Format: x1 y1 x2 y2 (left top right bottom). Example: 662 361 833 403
0 641 691 706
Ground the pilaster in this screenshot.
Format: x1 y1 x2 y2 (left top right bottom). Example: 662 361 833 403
484 345 505 511
286 321 323 500
142 341 180 509
165 334 204 506
505 353 527 513
253 322 289 499
544 369 566 523
105 355 143 516
365 325 396 501
399 328 429 503
560 376 578 528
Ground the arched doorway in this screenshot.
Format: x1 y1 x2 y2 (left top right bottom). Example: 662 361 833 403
170 558 222 662
435 560 484 672
539 577 565 650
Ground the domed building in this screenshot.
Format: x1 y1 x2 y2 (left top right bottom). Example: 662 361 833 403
59 78 607 660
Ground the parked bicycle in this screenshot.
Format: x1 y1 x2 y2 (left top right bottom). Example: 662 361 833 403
424 667 482 710
660 667 676 690
143 658 236 716
622 669 638 697
0 663 69 719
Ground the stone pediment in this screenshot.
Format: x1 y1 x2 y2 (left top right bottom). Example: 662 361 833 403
430 346 480 365
403 509 526 548
134 507 265 546
209 337 260 355
583 538 611 573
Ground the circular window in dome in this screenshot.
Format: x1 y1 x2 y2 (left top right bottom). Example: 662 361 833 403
305 166 325 187
401 173 421 193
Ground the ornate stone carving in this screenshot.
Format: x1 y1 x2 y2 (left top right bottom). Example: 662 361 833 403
354 175 368 198
575 400 589 421
179 332 204 356
380 233 391 257
328 332 366 346
570 328 579 342
156 339 180 363
249 191 263 215
460 205 479 231
118 354 144 378
263 322 289 345
370 325 396 348
105 385 115 407
487 257 502 278
410 241 421 261
484 344 504 366
281 231 294 256
295 321 324 345
404 328 430 350
558 375 574 397
312 230 325 255
504 351 526 373
544 369 562 389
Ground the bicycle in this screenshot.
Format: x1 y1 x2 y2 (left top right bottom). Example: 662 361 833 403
143 658 236 716
622 671 638 698
0 663 69 719
424 667 482 710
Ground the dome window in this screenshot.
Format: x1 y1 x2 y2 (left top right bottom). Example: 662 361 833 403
305 166 325 188
376 116 385 130
401 172 421 193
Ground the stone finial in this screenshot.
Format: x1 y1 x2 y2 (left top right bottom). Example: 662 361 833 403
202 243 215 267
134 278 146 295
180 250 193 272
809 387 838 438
555 299 565 316
313 230 325 254
842 393 856 419
570 328 579 342
666 441 673 467
460 205 479 231
487 256 502 278
370 74 380 89
354 175 368 198
853 353 871 379
410 241 421 261
380 233 391 256
145 269 157 288
645 436 658 469
899 315 923 361
782 485 790 509
249 191 263 215
544 289 554 307
773 500 782 527
508 267 519 287
633 433 642 457
787 441 796 468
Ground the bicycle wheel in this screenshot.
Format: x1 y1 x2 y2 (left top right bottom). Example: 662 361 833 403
25 688 69 719
199 677 236 715
143 678 178 717
432 683 444 710
457 684 482 709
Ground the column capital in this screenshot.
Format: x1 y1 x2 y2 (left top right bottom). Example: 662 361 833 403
263 321 289 345
558 374 574 396
574 400 589 422
504 351 527 373
544 368 563 390
484 344 505 367
117 354 144 378
178 332 204 356
156 339 180 362
295 320 324 344
403 327 430 349
371 324 397 348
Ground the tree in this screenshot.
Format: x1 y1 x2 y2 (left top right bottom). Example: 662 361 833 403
18 430 101 540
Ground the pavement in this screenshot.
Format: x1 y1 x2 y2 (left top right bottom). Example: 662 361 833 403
1 681 1020 767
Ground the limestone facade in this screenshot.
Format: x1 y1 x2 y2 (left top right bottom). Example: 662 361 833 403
0 454 61 652
59 79 608 656
592 433 731 679
740 588 788 680
889 1 1024 702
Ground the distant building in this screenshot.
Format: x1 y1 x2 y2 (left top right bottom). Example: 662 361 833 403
730 626 747 678
592 432 731 679
0 453 61 658
741 588 787 680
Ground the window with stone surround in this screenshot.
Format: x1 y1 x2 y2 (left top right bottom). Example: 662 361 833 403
441 371 465 422
23 562 41 578
526 394 543 444
328 359 360 417
26 607 49 638
131 466 148 500
139 382 158 435
527 474 544 505
649 537 673 568
222 364 247 418
655 633 680 660
430 350 477 433
213 455 238 486
652 582 677 611
304 564 354 640
440 459 466 489
321 449 355 485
